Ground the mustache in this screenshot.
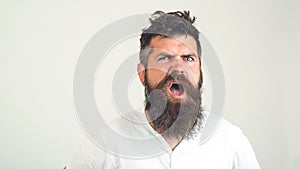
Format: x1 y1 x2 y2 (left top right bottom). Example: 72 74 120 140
146 71 196 95
145 71 200 111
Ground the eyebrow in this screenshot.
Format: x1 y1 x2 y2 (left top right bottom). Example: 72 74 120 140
155 51 198 58
155 51 173 58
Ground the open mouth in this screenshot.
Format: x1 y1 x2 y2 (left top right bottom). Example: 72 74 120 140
169 81 185 97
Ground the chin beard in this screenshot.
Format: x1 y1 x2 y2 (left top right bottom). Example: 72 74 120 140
145 72 203 140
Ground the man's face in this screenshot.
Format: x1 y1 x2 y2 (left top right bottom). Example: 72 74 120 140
138 35 202 139
138 35 201 96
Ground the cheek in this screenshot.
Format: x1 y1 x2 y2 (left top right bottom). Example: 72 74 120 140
194 68 201 81
188 66 201 86
146 69 167 86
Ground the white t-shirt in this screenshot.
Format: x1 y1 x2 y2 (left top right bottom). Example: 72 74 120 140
68 112 261 169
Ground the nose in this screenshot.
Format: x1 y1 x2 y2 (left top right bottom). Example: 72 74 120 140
169 56 186 75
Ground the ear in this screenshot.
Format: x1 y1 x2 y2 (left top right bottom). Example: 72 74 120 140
137 63 146 86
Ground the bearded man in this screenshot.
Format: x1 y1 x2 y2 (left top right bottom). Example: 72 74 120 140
68 10 261 169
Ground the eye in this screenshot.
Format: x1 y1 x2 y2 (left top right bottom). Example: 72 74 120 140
158 55 172 61
183 55 195 62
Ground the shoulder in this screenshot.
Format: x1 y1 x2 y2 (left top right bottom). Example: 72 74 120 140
201 112 261 169
199 112 243 143
68 138 107 169
201 112 254 151
110 111 157 138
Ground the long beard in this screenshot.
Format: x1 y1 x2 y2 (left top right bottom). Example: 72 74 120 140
145 72 203 140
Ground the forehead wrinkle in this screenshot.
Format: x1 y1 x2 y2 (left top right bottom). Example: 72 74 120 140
150 35 198 57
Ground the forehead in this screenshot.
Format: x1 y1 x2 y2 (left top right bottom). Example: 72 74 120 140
149 35 198 56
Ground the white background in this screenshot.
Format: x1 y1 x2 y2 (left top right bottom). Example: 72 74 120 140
1 0 299 169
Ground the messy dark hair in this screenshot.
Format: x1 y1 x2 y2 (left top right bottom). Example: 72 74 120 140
139 10 201 67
